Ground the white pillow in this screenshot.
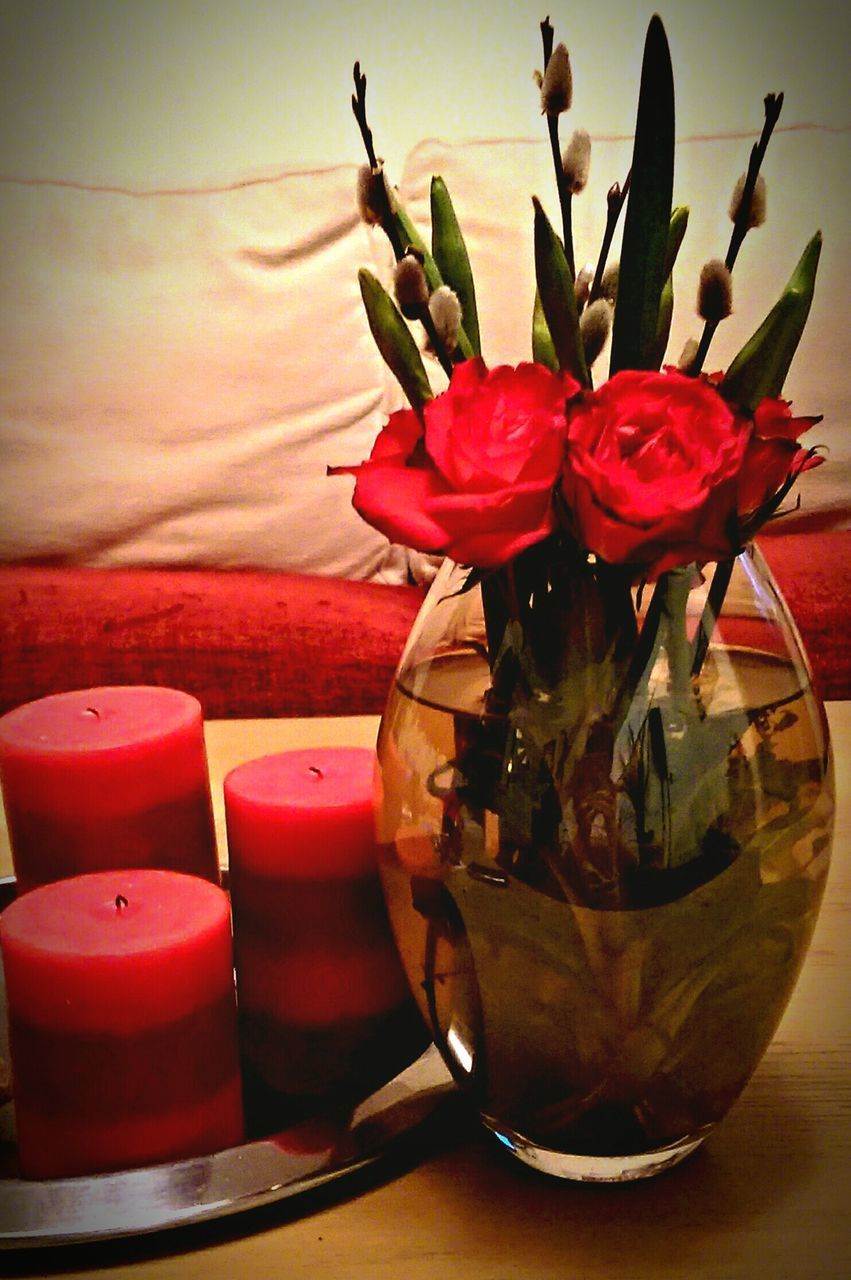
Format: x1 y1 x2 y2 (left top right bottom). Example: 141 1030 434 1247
0 164 416 582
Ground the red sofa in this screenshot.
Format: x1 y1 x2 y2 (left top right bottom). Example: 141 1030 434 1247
1 530 848 722
0 564 424 721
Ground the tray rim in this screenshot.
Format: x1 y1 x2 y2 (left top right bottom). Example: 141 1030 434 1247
0 1041 453 1250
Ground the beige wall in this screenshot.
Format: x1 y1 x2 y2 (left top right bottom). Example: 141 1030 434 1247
0 0 847 186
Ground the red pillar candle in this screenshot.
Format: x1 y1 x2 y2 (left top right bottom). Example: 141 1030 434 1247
0 686 219 893
224 748 425 1125
0 869 244 1178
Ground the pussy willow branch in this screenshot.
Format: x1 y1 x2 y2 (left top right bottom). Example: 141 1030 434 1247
726 93 783 272
352 63 455 380
352 63 404 259
540 18 575 276
686 97 785 671
352 62 378 169
416 306 459 381
589 173 631 302
688 93 784 377
540 14 554 66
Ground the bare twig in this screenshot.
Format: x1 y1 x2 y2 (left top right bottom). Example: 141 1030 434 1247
352 62 455 379
589 173 631 302
540 18 575 276
688 93 783 377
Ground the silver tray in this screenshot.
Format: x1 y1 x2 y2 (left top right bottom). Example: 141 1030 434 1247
0 877 456 1249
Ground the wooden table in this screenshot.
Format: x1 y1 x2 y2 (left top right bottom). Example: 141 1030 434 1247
1 707 848 1280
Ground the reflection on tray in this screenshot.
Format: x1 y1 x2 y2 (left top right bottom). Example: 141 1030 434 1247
0 1042 455 1248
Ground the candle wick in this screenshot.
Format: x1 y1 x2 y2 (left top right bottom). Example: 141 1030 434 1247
308 765 324 780
83 707 101 720
115 894 128 911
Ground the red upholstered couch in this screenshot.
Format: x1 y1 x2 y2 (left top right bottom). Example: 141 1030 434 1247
0 564 425 721
1 530 849 721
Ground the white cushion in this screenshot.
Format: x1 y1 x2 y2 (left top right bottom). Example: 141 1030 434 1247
0 165 415 581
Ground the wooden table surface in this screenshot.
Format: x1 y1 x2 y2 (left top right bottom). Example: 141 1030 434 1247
1 706 848 1280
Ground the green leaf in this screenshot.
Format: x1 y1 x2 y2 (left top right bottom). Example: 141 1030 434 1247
663 205 690 279
532 289 559 371
393 206 440 288
393 203 474 360
358 268 434 412
431 176 481 356
646 208 688 370
533 197 590 386
648 275 674 371
720 231 822 410
610 15 675 374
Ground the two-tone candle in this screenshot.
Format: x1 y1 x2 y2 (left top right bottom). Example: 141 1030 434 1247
0 869 244 1178
225 747 425 1126
0 686 219 892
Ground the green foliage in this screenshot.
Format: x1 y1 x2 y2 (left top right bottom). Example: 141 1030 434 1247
358 268 434 412
610 16 675 374
643 208 688 371
393 205 436 284
531 289 559 371
393 203 475 360
431 176 481 357
721 232 822 410
532 198 590 386
646 207 690 370
648 277 674 372
663 205 690 280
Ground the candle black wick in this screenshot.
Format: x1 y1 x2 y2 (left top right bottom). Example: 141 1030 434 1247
115 894 128 910
308 765 324 780
84 707 101 720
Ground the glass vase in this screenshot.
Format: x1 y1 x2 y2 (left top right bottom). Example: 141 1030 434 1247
374 544 834 1181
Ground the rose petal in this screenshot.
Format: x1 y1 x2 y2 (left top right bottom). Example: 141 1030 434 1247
738 437 824 518
439 524 555 568
368 408 424 464
353 463 451 553
427 360 572 494
425 476 557 567
752 398 823 443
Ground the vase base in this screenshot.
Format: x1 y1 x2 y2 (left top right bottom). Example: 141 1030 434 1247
482 1118 714 1182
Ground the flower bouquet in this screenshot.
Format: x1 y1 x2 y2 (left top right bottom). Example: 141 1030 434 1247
333 15 834 1180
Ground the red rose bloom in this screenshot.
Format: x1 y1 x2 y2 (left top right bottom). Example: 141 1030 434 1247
347 359 580 568
737 397 823 519
561 369 749 575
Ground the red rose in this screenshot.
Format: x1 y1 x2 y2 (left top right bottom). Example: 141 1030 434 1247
561 369 749 574
737 397 824 519
346 359 580 568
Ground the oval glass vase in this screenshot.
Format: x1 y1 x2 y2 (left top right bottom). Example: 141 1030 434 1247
374 544 834 1181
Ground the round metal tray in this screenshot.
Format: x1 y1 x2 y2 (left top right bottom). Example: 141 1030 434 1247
0 1044 454 1249
0 877 455 1249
